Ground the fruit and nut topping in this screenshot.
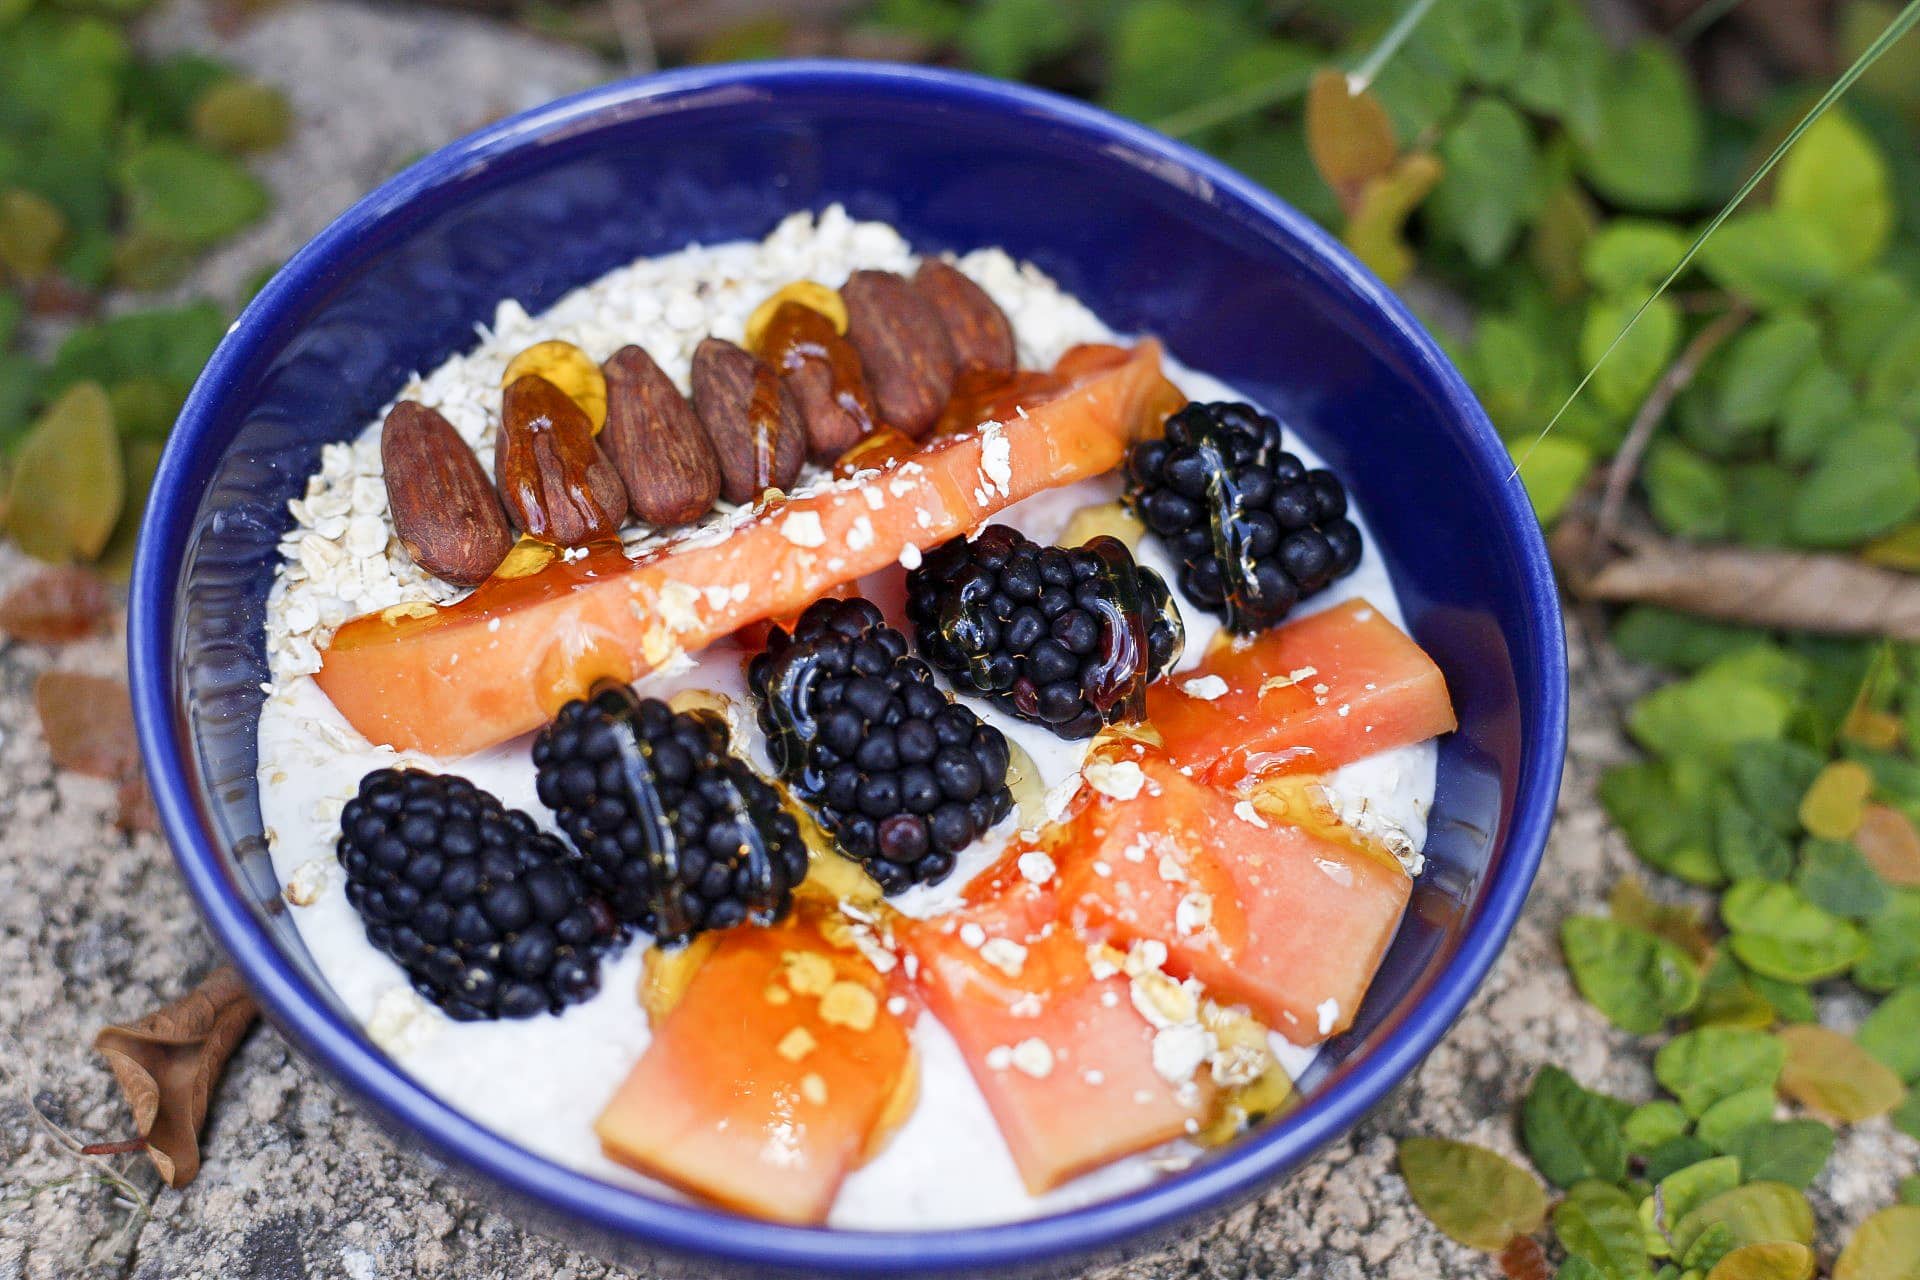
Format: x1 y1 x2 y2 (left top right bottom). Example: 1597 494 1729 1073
495 373 629 545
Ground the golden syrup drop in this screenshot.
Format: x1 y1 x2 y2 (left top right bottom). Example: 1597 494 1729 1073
638 933 721 1025
744 281 848 351
1003 736 1049 830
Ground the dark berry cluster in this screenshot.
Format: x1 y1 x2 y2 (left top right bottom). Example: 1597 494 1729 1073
749 597 1013 893
905 524 1183 738
533 684 807 945
336 768 616 1021
1127 401 1362 632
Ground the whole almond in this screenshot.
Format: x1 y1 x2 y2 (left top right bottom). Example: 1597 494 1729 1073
496 374 629 545
755 301 877 463
380 400 513 586
842 268 957 439
913 260 1015 376
600 345 722 525
690 337 804 504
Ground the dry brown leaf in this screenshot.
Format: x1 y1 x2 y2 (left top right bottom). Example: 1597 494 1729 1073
1555 512 1920 640
1498 1234 1551 1280
93 967 258 1187
0 567 111 643
34 671 139 780
1855 804 1920 888
114 775 161 836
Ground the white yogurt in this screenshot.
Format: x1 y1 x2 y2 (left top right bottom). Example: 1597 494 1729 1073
254 209 1436 1229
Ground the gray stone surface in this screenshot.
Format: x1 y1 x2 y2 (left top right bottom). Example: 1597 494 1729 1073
0 3 1912 1277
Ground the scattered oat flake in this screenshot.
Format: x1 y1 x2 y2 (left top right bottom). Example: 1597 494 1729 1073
1180 674 1229 701
0 567 111 643
959 922 987 949
800 1072 829 1105
818 981 878 1031
1009 1038 1054 1078
1017 850 1056 884
776 1026 817 1061
1083 758 1145 801
898 543 923 570
980 938 1027 977
1317 997 1340 1036
780 511 826 547
1233 800 1268 829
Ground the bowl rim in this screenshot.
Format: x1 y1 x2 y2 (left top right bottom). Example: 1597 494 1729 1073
129 59 1567 1274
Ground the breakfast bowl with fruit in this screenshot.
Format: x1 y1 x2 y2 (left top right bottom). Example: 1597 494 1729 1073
129 63 1565 1277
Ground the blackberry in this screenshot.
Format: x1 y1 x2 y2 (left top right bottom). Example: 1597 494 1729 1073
748 597 1014 893
336 768 616 1021
1127 401 1362 632
904 524 1184 739
533 685 806 945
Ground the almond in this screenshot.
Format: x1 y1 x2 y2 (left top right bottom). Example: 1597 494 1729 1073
913 260 1015 376
842 268 957 439
755 300 876 463
495 374 629 545
690 337 804 505
600 345 722 525
379 400 513 586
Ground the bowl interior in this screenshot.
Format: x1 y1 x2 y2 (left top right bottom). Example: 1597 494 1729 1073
134 64 1563 1274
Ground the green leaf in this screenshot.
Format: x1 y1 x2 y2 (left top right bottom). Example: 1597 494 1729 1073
1789 418 1920 547
1857 984 1920 1081
1514 434 1591 523
1522 1066 1631 1188
1672 1183 1814 1258
189 77 292 155
1685 1221 1741 1274
1901 1176 1920 1207
4 381 123 563
1695 950 1778 1030
1624 1100 1691 1154
1104 0 1294 123
0 186 67 279
1579 42 1702 210
1583 294 1681 417
1613 607 1762 673
1715 1121 1834 1191
1830 270 1911 374
1775 110 1893 274
1697 211 1844 310
1651 1156 1743 1247
1429 0 1525 87
1695 1089 1775 1149
1601 760 1720 886
1397 1137 1548 1251
1742 968 1819 1024
1777 1024 1909 1122
1713 791 1796 883
1775 359 1855 467
1656 1027 1786 1117
1430 96 1536 267
1833 1205 1920 1280
43 302 225 402
1628 669 1792 765
1722 880 1867 983
1557 1180 1651 1280
1715 316 1819 434
1705 1242 1815 1280
122 50 235 134
1642 439 1729 540
1509 4 1605 143
1563 916 1703 1034
1647 1135 1717 1185
1896 1088 1920 1141
1794 838 1891 920
118 138 268 249
1584 221 1691 295
1856 889 1920 992
1864 312 1920 414
1342 151 1443 286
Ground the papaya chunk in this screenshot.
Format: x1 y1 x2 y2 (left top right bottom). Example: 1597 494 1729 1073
1147 598 1456 785
596 911 915 1225
316 341 1171 756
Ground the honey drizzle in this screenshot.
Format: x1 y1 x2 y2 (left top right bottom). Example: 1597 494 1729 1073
756 300 877 441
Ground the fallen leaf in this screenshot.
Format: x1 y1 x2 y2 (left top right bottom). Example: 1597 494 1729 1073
1777 1024 1908 1122
1343 152 1443 287
115 776 161 836
0 566 111 643
1855 805 1920 888
1555 511 1920 640
1499 1233 1550 1280
93 966 258 1187
34 671 138 781
1306 68 1398 214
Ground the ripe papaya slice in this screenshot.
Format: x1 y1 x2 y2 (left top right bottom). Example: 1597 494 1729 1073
316 342 1172 756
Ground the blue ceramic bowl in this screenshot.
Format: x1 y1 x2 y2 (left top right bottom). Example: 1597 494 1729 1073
130 62 1565 1278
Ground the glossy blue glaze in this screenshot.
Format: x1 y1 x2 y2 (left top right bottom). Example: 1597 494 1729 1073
129 62 1566 1278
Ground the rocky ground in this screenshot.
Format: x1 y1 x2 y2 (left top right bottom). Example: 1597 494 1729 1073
0 3 1911 1277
